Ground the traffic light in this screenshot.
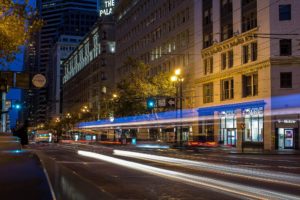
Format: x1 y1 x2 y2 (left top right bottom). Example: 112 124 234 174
12 103 22 110
146 98 156 110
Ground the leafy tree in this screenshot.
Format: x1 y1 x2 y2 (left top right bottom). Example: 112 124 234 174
0 0 42 65
114 57 175 117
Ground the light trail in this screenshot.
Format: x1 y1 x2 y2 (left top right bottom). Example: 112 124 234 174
113 150 300 187
79 106 300 129
78 150 300 200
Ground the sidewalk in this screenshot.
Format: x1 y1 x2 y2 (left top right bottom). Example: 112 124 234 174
0 133 53 200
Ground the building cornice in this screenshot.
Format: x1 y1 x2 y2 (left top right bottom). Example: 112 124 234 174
201 28 258 58
270 57 300 65
195 60 270 84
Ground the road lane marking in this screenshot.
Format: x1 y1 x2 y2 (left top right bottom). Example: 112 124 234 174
78 150 300 200
113 150 300 188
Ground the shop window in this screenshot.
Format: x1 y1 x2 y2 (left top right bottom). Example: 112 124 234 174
280 39 292 56
221 78 234 100
204 57 213 75
243 107 264 142
203 82 213 103
279 4 291 21
242 73 258 97
280 72 292 88
219 111 237 145
199 120 214 142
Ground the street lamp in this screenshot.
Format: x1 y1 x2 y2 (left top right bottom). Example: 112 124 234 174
171 68 184 147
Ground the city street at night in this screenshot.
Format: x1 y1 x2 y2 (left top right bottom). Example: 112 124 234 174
31 143 300 199
1 0 300 199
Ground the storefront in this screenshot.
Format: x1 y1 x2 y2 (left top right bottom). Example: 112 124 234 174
242 107 264 143
276 119 299 150
197 101 266 149
219 110 237 146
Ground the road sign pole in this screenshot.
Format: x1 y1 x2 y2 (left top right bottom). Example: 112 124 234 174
179 81 183 147
1 91 7 132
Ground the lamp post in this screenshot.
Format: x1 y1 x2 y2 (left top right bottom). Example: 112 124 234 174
171 69 184 147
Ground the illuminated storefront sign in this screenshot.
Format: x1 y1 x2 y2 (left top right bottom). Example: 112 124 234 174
277 120 297 124
100 0 115 16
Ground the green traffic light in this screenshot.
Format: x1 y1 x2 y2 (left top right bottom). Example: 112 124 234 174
147 98 155 109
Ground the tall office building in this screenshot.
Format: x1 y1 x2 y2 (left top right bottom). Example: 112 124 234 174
34 0 98 124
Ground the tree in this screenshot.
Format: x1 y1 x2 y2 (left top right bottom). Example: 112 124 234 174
114 57 175 117
0 0 42 65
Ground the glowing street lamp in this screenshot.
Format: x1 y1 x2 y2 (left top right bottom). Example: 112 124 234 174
171 68 184 146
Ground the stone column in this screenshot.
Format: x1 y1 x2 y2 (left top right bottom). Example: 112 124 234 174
213 111 219 144
236 109 243 151
264 110 274 151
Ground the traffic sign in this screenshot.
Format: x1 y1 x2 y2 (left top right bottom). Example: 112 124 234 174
157 98 166 107
166 98 176 108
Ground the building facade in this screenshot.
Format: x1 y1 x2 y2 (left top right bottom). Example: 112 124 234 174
62 17 116 119
194 0 300 151
34 0 98 124
49 35 82 118
115 0 196 108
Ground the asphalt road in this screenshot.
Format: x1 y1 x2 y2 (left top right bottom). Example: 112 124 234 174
31 143 300 200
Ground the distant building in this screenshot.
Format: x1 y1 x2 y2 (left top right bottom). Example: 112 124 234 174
49 35 82 118
62 17 116 119
32 0 98 124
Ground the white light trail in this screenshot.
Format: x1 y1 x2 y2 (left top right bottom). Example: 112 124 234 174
78 150 300 200
113 150 300 187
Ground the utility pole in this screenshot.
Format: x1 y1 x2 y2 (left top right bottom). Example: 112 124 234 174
179 79 183 147
0 78 8 132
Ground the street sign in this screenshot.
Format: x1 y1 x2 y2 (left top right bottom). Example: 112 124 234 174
16 72 30 89
166 98 176 108
157 98 166 107
0 72 13 87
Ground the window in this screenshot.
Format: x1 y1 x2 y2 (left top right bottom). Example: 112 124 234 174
228 50 234 68
242 45 249 64
221 50 234 70
204 9 212 25
280 39 292 56
243 42 257 64
251 42 257 61
243 73 258 97
221 53 227 70
242 12 257 32
280 72 292 88
221 78 234 100
279 5 291 21
243 107 264 142
203 82 214 103
204 57 213 75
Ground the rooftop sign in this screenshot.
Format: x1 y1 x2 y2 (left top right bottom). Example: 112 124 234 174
100 0 115 16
